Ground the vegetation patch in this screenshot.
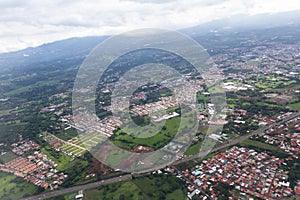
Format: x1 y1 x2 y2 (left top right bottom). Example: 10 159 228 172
240 139 289 158
0 171 39 200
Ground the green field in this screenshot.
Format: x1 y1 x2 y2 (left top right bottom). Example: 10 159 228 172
85 181 143 200
4 80 59 96
45 191 80 200
111 109 197 151
0 152 17 164
111 117 182 150
52 175 188 200
0 109 13 117
256 78 294 88
255 101 283 109
54 128 78 141
185 142 202 156
289 102 300 110
241 139 284 151
106 148 131 167
0 171 39 200
132 175 187 199
41 145 72 171
240 139 289 158
83 175 187 200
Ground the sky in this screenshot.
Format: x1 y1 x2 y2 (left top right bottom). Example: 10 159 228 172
1 0 300 53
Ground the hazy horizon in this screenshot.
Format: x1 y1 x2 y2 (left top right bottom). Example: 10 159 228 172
1 0 300 53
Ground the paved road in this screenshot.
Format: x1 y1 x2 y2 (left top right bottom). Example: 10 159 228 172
22 112 299 200
173 112 300 165
21 174 132 200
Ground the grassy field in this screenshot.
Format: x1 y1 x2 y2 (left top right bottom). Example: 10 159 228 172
111 117 181 150
55 128 78 141
240 139 283 151
132 175 187 199
106 148 131 167
254 76 297 91
240 139 289 158
0 122 28 146
82 175 187 200
0 152 18 164
4 80 59 96
84 181 143 200
255 101 283 109
0 171 39 200
165 189 185 200
45 191 78 200
289 102 300 110
0 109 13 117
185 142 202 156
111 110 197 151
41 145 72 171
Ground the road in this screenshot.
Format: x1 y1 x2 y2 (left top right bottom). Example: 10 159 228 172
21 175 132 200
174 112 300 165
22 112 299 200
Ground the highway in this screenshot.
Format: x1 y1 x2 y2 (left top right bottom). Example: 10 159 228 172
22 112 299 200
174 111 300 165
21 175 132 200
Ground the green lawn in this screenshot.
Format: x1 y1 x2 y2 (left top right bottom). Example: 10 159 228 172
0 171 39 200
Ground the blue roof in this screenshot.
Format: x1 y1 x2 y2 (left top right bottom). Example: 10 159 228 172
192 170 202 176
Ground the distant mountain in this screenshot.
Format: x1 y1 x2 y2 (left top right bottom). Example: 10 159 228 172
0 36 107 72
1 10 300 72
181 10 300 36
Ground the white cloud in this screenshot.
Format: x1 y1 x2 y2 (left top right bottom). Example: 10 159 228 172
0 0 300 53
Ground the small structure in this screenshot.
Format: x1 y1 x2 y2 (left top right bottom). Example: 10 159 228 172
75 190 84 200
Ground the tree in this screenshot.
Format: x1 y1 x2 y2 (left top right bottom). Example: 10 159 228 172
119 194 125 200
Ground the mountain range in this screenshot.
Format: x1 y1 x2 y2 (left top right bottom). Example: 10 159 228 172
1 10 300 73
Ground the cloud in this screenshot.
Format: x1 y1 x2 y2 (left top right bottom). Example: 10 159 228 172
120 0 175 4
0 0 300 53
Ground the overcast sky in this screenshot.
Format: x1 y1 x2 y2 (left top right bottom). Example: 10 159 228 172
1 0 300 53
